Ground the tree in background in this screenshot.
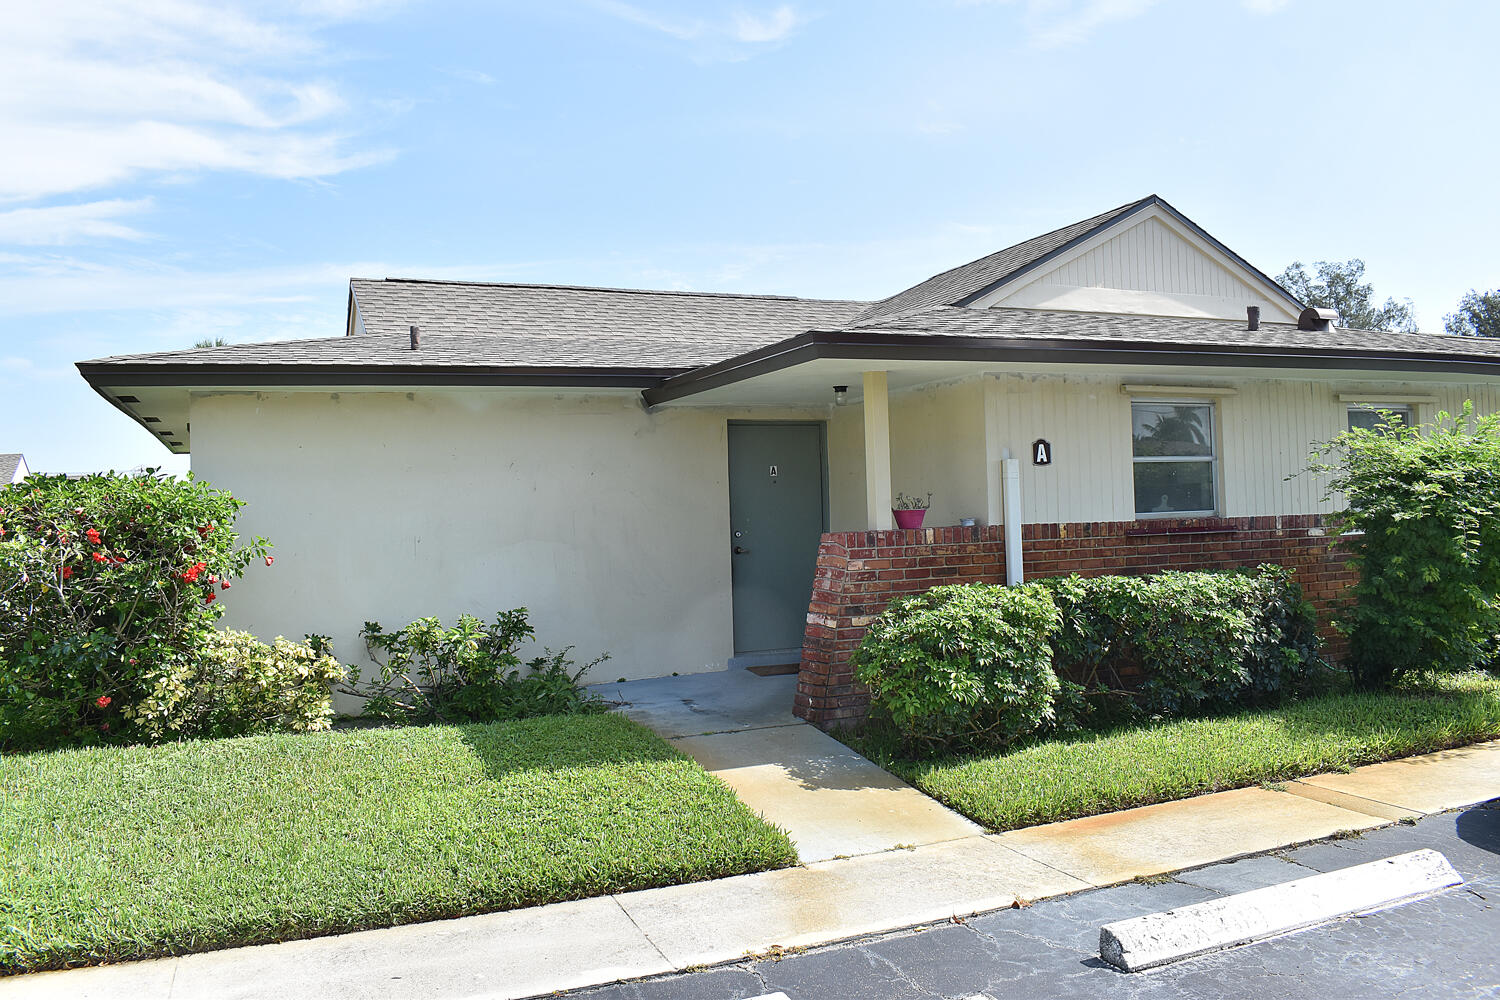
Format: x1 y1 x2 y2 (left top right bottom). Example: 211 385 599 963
193 337 229 348
1278 259 1419 333
1445 289 1500 338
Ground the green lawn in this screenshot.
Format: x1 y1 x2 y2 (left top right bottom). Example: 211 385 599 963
844 671 1500 833
0 713 796 974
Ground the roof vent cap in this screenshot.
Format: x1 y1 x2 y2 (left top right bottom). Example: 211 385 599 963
1246 306 1260 331
1297 307 1338 332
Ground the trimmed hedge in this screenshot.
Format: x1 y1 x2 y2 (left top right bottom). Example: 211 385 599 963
851 583 1061 750
1042 564 1325 720
851 566 1326 750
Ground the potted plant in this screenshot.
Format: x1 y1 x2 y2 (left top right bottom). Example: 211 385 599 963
892 491 932 530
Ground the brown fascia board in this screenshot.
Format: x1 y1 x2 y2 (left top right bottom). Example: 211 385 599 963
639 330 1500 406
75 361 685 389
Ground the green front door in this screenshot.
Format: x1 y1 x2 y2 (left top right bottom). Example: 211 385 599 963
728 423 827 655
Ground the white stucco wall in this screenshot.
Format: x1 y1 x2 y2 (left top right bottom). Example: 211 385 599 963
888 377 988 527
190 389 824 696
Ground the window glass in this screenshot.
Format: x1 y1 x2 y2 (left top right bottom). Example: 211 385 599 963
1132 402 1214 457
1131 400 1216 516
1347 405 1412 433
1134 461 1215 516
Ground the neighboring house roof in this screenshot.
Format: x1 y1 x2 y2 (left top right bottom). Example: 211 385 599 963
0 453 24 484
75 194 1500 452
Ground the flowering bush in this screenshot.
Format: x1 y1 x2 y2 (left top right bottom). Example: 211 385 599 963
0 470 271 749
128 631 343 740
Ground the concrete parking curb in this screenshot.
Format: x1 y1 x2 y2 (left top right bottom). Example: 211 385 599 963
1099 849 1463 971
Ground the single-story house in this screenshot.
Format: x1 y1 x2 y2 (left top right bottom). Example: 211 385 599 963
0 453 29 486
79 195 1500 723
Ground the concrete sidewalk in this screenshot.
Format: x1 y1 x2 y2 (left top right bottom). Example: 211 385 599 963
5 739 1499 1000
598 671 980 862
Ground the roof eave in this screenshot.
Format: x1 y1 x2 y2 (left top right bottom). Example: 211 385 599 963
76 362 687 389
640 331 1500 406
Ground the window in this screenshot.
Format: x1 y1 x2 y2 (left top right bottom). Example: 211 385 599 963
1347 404 1413 433
1131 400 1216 517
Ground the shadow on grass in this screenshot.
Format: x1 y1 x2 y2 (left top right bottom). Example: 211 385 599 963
453 711 689 783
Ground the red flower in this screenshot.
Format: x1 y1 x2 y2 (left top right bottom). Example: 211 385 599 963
264 556 274 566
221 580 231 590
112 554 126 564
86 528 101 545
100 722 110 732
92 551 107 563
96 695 111 709
181 560 208 582
204 591 217 604
197 524 214 538
61 566 74 579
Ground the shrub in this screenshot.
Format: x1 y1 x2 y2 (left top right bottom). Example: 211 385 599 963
342 610 609 723
127 631 344 740
851 583 1062 751
0 471 271 750
1316 403 1500 687
1041 565 1325 720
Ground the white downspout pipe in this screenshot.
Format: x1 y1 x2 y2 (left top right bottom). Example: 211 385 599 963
1002 457 1023 585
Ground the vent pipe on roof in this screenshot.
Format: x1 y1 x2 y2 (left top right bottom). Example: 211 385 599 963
1246 306 1260 331
1297 307 1338 332
409 325 421 350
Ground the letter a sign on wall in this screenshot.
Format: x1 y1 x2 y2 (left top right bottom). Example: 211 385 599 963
1032 439 1052 466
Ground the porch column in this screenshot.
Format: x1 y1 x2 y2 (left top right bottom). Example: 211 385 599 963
863 370 894 530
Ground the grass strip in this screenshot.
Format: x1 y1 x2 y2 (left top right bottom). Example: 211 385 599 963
0 712 795 974
844 671 1500 832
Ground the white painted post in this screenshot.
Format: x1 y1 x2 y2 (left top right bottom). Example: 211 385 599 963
863 371 894 530
1002 457 1023 585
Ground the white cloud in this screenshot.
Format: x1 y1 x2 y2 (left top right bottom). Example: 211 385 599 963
0 199 154 245
731 5 805 43
0 1 395 203
450 69 497 85
1242 0 1292 11
590 2 808 57
965 0 1162 48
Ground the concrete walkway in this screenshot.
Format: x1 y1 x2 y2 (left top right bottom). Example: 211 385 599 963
594 670 980 862
5 739 1499 1000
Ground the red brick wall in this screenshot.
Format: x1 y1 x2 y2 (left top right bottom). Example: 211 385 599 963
795 515 1356 727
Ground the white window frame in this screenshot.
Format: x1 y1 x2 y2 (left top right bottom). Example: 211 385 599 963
1131 397 1219 519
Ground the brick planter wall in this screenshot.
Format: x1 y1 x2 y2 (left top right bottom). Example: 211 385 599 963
795 515 1355 727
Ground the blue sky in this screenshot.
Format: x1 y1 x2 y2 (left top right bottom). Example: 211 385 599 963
4 0 1498 474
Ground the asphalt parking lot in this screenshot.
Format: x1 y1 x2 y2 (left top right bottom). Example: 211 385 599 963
565 801 1500 1000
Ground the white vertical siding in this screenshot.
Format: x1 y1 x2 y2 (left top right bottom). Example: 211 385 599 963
993 214 1296 321
982 373 1500 524
985 374 1134 524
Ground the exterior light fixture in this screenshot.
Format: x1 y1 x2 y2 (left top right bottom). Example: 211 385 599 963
833 385 849 406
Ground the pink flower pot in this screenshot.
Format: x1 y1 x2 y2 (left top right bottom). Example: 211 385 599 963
892 508 927 530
